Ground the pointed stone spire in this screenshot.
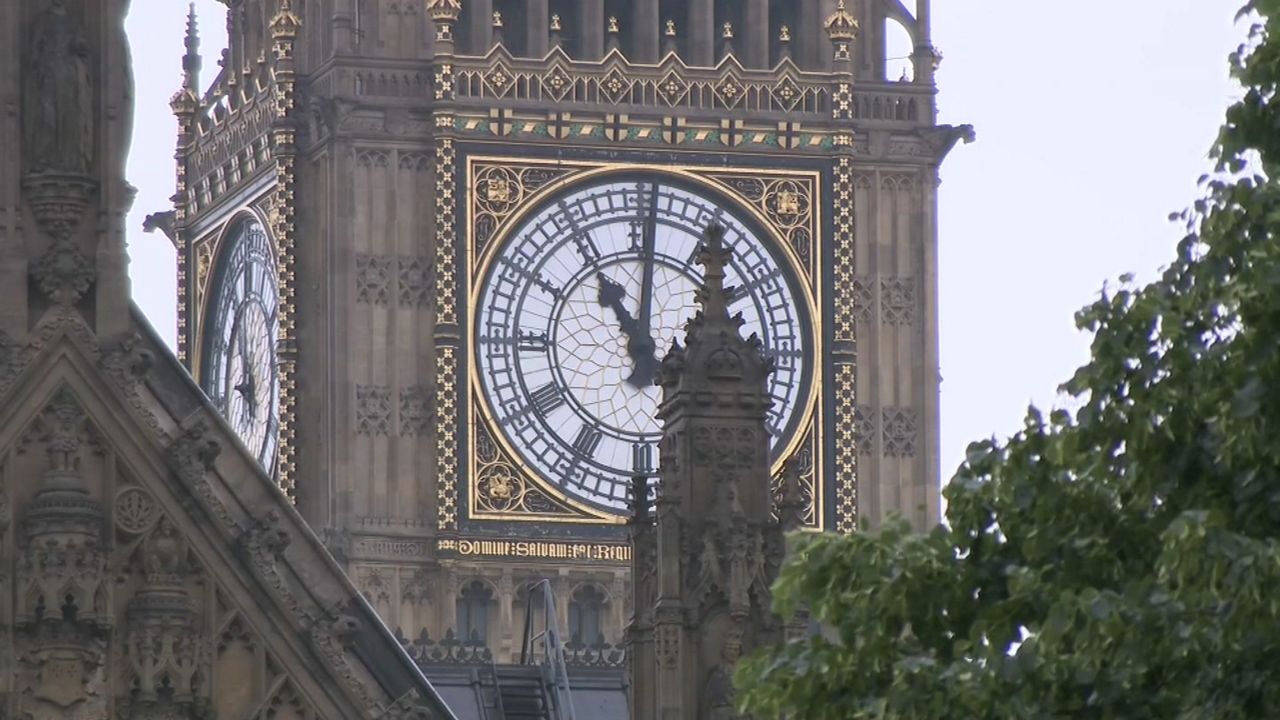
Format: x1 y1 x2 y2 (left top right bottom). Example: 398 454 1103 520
182 3 201 94
631 223 788 720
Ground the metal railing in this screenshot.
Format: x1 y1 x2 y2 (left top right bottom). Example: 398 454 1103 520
519 579 577 720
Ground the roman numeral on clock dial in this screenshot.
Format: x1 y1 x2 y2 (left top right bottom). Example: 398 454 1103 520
518 330 548 353
573 425 603 457
529 382 565 416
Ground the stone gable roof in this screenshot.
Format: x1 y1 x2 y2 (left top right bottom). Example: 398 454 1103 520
0 305 457 719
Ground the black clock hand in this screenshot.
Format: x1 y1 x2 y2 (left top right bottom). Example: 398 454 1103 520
233 327 256 416
627 185 660 388
597 272 640 336
598 271 660 390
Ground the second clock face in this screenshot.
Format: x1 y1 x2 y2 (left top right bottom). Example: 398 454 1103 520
201 219 281 472
475 177 811 512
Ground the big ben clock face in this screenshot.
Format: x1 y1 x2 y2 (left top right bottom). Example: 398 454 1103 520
200 218 281 471
475 177 812 512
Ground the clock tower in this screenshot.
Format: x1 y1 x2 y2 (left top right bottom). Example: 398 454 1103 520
173 0 967 662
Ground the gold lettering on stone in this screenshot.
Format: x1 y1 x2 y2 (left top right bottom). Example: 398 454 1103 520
453 539 631 562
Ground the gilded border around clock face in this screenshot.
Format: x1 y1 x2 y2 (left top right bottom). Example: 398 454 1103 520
189 204 276 382
463 155 826 528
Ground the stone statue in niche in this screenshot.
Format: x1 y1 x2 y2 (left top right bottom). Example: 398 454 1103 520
24 0 94 176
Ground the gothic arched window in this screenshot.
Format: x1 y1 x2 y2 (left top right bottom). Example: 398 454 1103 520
568 585 607 646
456 580 494 645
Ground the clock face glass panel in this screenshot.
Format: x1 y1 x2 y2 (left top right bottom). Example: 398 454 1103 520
200 218 281 471
475 177 811 512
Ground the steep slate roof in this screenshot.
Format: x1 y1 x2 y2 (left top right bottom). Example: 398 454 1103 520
0 304 458 719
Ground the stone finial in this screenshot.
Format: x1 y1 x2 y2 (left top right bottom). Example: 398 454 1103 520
550 13 562 32
722 21 734 40
182 3 201 93
492 10 503 28
691 224 736 331
665 19 676 37
607 15 620 34
658 223 774 401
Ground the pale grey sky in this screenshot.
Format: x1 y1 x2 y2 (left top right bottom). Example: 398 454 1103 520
124 1 1245 487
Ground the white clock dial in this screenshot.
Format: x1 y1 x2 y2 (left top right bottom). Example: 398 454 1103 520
475 178 810 512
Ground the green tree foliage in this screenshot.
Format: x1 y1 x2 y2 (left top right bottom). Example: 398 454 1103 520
736 4 1280 718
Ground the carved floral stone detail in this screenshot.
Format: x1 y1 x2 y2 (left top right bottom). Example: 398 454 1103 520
471 412 585 518
356 384 392 436
15 389 112 719
166 422 233 531
99 332 155 388
881 277 916 325
882 407 919 457
849 277 874 324
356 253 393 305
0 329 19 398
31 237 96 304
22 174 98 241
114 487 159 535
399 385 432 436
120 516 206 719
398 256 434 308
854 404 875 456
310 603 381 713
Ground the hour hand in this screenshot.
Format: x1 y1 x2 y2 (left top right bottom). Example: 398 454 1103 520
596 273 657 388
234 374 256 414
597 273 638 334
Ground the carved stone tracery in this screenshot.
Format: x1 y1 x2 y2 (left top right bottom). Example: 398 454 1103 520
15 389 111 720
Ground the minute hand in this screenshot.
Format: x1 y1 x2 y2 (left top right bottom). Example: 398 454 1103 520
627 186 661 387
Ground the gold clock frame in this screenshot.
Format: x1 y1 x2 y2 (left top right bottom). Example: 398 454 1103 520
462 156 826 527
